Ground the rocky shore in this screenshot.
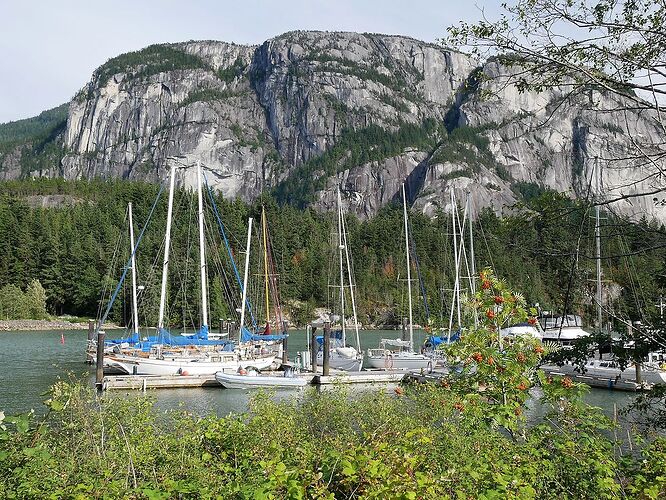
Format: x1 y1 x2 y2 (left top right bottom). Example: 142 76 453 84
0 319 93 331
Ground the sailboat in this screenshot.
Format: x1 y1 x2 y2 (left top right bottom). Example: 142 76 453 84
540 161 666 386
366 184 431 370
106 163 276 375
315 188 363 372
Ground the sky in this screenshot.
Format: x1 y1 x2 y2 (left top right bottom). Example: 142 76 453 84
0 0 503 123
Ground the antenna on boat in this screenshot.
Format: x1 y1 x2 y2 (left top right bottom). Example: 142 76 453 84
128 202 140 336
158 164 176 331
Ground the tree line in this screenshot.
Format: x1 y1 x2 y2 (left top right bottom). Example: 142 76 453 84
0 178 664 330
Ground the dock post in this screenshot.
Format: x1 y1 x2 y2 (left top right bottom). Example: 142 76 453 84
631 321 643 384
323 321 331 376
95 331 105 391
310 325 318 373
219 318 224 336
282 335 288 364
401 317 407 341
87 319 95 341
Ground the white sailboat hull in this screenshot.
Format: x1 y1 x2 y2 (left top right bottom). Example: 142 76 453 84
316 349 363 372
215 372 308 389
106 353 276 376
542 360 666 385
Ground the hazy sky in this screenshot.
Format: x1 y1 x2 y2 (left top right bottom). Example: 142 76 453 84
0 0 503 123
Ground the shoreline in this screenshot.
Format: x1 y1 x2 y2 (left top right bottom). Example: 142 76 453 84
0 319 118 332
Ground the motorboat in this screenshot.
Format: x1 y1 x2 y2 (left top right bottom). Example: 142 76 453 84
215 366 308 389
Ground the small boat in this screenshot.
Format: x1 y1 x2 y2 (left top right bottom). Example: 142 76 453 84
366 339 432 370
501 322 542 339
215 367 309 389
542 352 666 386
539 314 589 346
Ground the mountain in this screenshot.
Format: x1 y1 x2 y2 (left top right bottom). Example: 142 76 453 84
1 31 665 221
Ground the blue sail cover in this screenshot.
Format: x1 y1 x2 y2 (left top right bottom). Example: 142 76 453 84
105 332 141 345
105 325 234 349
156 327 235 348
426 329 461 347
241 326 288 343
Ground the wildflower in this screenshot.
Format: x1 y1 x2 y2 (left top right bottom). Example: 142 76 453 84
481 280 492 290
516 352 526 363
534 345 545 354
517 382 528 391
486 309 496 319
561 377 574 388
527 317 537 326
472 352 483 362
453 402 464 411
514 407 523 416
486 356 495 365
494 295 504 304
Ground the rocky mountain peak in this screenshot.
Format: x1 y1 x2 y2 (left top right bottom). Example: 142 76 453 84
1 30 664 222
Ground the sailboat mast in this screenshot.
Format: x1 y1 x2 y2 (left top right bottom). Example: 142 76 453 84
240 218 253 334
338 189 360 351
196 162 208 329
128 202 140 336
158 165 176 330
467 195 477 294
262 207 271 328
402 184 414 350
337 188 346 346
595 160 603 331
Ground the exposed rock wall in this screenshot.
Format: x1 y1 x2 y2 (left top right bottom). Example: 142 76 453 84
13 31 666 221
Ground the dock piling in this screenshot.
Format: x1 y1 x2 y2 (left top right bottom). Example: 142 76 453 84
282 335 288 364
323 321 331 376
310 325 318 373
95 331 105 390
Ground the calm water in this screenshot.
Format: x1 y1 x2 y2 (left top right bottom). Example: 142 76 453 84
0 328 636 418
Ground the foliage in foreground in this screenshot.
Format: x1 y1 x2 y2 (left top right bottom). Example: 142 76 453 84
0 379 665 499
1 271 666 499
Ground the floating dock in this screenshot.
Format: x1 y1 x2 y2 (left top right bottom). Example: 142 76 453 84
101 374 221 391
101 369 409 391
313 370 406 385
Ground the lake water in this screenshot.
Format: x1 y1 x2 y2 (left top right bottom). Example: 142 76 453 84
0 329 637 419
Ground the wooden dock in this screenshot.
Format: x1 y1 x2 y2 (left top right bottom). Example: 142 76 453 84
101 374 221 391
101 369 408 391
313 370 406 385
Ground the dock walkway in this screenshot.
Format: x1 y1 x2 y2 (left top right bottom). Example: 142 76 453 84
101 369 409 391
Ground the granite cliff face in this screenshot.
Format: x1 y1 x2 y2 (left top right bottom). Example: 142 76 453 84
4 31 666 221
